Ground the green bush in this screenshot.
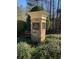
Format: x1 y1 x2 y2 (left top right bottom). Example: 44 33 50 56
17 20 26 36
31 45 46 59
17 34 61 59
17 42 31 59
31 43 61 59
30 6 43 12
44 34 61 59
44 42 61 59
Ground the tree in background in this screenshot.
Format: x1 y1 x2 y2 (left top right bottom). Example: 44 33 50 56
27 0 40 10
26 15 31 31
46 17 51 34
56 0 61 33
29 5 43 12
55 9 61 33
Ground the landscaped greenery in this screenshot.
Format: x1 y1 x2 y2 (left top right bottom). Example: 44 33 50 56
17 34 61 59
17 20 26 37
17 42 31 59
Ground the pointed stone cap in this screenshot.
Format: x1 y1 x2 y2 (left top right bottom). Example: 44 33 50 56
28 11 48 19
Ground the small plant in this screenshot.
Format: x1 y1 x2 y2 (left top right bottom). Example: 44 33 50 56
17 42 31 59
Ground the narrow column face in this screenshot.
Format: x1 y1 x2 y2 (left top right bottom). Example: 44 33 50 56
41 21 46 42
42 22 46 29
31 19 41 43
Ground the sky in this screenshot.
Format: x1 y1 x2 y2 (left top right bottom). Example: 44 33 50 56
17 0 60 12
17 0 60 8
17 0 27 7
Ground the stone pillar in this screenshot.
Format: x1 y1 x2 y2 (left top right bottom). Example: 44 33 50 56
28 11 48 43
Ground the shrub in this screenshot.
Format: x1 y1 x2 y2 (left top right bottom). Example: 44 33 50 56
31 42 57 59
44 34 61 59
17 42 31 59
30 6 43 12
31 45 46 59
44 41 61 59
17 20 26 36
